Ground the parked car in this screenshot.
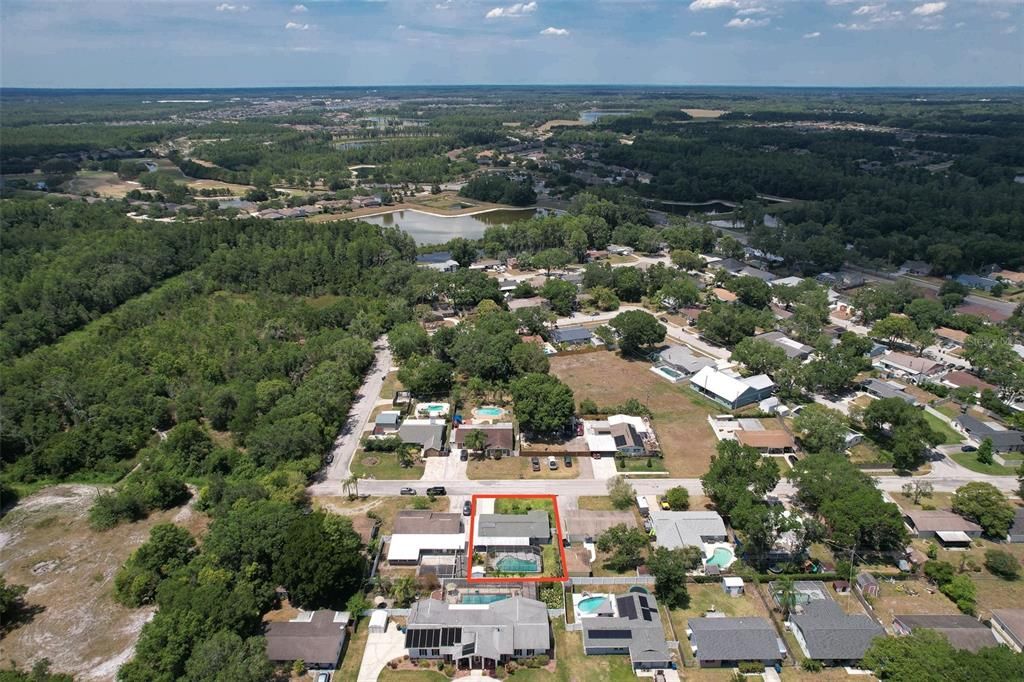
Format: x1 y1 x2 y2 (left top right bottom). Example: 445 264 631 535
961 445 977 452
316 673 330 682
548 456 558 470
463 500 472 516
531 457 541 472
589 311 600 317
564 455 572 467
400 487 416 495
325 453 334 464
426 486 447 496
659 499 670 511
460 450 469 461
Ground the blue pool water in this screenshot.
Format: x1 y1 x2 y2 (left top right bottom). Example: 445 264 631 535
495 556 539 573
462 594 509 605
477 406 504 416
658 367 683 378
706 547 734 567
577 596 611 613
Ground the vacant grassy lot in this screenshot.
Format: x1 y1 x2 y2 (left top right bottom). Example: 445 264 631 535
551 351 718 477
350 449 425 480
468 456 579 480
868 578 960 627
913 537 1024 619
0 485 206 680
314 494 446 534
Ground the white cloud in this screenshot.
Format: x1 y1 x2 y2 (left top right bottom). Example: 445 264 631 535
1003 25 1017 34
486 2 537 19
215 3 248 12
539 26 569 36
911 2 946 16
835 22 871 30
826 0 858 4
397 24 407 30
689 0 738 10
736 7 769 15
803 31 821 38
285 21 310 30
954 21 965 27
291 4 307 13
853 4 884 16
690 30 708 36
725 16 770 28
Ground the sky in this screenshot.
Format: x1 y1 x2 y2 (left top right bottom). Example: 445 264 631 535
1 0 1021 88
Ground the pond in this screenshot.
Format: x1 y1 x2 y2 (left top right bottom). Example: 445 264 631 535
360 207 548 245
579 110 635 123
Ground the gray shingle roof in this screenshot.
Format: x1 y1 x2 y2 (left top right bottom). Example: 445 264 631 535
955 414 1024 452
581 593 671 665
399 420 446 451
265 610 348 665
790 601 883 661
650 511 727 549
893 614 1000 652
405 597 550 658
550 326 592 344
477 510 550 540
687 617 782 663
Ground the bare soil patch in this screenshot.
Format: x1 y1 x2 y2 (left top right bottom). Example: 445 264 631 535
550 351 718 476
0 485 201 680
680 108 728 119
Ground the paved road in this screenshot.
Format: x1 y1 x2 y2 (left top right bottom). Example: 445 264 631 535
319 337 392 482
554 305 730 360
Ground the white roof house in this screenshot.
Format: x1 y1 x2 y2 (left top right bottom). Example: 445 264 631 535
689 366 775 409
770 276 806 288
387 533 467 563
650 511 727 549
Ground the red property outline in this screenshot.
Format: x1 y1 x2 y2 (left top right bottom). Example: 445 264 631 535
466 494 569 583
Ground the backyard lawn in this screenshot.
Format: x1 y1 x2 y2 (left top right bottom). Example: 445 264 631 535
467 457 579 480
350 450 425 480
922 411 963 444
551 351 718 477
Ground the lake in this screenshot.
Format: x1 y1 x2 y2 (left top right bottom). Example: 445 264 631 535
360 208 549 245
579 110 635 123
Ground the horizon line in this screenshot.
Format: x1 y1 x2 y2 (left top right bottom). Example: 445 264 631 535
3 83 1024 92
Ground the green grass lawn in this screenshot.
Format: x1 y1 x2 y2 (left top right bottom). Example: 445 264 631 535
922 411 963 444
615 457 667 472
378 671 448 681
949 451 1017 475
350 450 425 480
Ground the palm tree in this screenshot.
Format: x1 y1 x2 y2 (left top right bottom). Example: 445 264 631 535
343 475 360 498
775 577 797 619
465 429 489 458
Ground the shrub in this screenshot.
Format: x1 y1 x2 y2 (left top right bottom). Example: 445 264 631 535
801 659 824 672
363 436 403 452
738 661 764 674
985 549 1021 580
940 574 977 615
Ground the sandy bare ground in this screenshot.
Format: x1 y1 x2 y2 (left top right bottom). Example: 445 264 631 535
681 108 728 119
537 119 588 132
0 485 204 681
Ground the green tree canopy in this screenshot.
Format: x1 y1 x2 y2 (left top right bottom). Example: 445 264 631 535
510 373 575 434
951 482 1016 537
609 310 666 353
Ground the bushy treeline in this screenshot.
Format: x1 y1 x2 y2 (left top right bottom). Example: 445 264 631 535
459 173 536 206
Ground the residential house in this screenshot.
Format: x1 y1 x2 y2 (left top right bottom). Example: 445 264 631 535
265 610 349 670
875 351 943 383
562 509 637 542
474 510 551 549
399 419 447 457
954 414 1024 453
1007 508 1024 543
689 366 776 409
942 371 996 396
712 258 747 274
789 600 883 666
686 616 786 668
607 244 634 256
735 429 796 454
420 259 460 273
892 615 1000 652
373 410 401 435
990 609 1024 652
549 326 592 346
498 279 519 294
934 327 970 349
955 303 1011 324
770 276 806 288
582 414 659 457
903 509 983 546
815 271 865 290
581 593 673 670
754 331 814 361
469 258 501 271
861 378 919 406
387 511 466 565
452 422 516 457
404 597 551 670
650 511 727 553
900 260 933 276
954 274 999 292
507 296 548 313
736 265 777 283
658 345 715 376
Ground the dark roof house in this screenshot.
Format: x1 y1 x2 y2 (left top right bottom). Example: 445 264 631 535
581 593 672 670
789 600 883 665
893 615 999 652
955 414 1024 453
549 327 592 345
265 610 349 670
687 616 785 668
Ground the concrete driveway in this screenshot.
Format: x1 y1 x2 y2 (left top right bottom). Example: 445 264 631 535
591 457 618 480
356 621 407 682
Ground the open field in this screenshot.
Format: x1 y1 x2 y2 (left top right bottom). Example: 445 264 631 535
314 495 446 534
551 351 718 477
0 485 206 680
467 456 580 480
350 449 425 480
65 170 138 198
916 537 1024 619
537 119 589 133
184 178 254 194
680 108 728 119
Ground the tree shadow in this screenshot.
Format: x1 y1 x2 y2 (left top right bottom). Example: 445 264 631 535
1 601 46 636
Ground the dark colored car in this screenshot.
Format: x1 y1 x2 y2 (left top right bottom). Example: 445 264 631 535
460 450 469 461
564 455 572 467
400 487 416 495
463 500 472 516
961 445 977 453
325 453 334 464
531 456 541 472
426 486 447 496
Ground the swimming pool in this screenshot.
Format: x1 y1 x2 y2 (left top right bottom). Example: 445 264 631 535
706 547 735 567
495 556 539 573
476 406 504 417
650 365 685 383
577 596 611 613
462 594 509 604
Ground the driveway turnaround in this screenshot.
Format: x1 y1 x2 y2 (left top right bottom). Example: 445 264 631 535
356 621 406 682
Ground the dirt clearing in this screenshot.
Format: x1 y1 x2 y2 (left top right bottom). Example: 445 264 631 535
0 485 203 680
550 351 718 476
